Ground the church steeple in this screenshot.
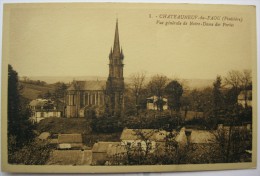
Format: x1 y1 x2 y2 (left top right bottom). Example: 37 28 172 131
113 19 121 56
106 19 125 117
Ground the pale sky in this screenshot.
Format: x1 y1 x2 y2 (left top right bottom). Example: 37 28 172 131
5 3 255 79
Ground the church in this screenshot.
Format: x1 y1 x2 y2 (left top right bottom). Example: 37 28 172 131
65 20 125 118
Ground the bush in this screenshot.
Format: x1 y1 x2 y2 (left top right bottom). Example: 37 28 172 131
8 140 53 165
92 116 123 133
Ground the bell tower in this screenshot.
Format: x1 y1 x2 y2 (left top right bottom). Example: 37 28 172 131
106 19 125 116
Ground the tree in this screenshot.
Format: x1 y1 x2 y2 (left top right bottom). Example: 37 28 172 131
224 70 242 90
212 76 223 118
8 65 20 138
180 96 190 119
223 70 252 162
224 87 238 106
129 72 146 115
53 82 68 99
224 70 247 102
8 65 35 159
43 91 52 99
91 116 123 133
53 82 68 112
165 80 183 113
240 70 252 107
124 85 138 116
147 74 169 111
223 69 252 121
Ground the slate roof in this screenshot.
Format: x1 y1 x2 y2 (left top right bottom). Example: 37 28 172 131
120 129 167 142
67 81 106 91
92 142 121 153
58 134 82 144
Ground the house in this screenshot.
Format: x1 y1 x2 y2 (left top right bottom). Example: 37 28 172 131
91 142 121 165
237 90 252 108
57 133 83 150
176 127 219 164
29 98 62 123
217 123 252 132
106 143 127 165
146 96 168 110
175 127 216 145
120 128 168 153
185 129 216 144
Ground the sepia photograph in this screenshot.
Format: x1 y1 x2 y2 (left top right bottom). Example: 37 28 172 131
1 2 257 173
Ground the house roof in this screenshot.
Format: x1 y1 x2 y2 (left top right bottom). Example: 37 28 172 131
47 150 92 165
38 132 51 140
218 125 251 132
92 142 121 153
175 127 216 145
29 99 50 107
146 96 167 102
58 134 82 144
67 80 106 91
189 130 216 144
120 129 168 142
107 143 127 156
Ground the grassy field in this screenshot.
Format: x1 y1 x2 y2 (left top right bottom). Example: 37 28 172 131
37 117 92 134
20 82 55 100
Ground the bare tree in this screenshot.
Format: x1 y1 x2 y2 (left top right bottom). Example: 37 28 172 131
240 70 252 107
128 129 160 165
147 74 169 111
224 70 242 90
129 72 146 115
224 69 252 107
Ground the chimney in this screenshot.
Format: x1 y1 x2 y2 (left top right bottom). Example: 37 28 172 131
185 129 192 145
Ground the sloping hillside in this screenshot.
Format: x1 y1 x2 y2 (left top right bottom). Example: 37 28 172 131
37 117 91 134
20 82 55 100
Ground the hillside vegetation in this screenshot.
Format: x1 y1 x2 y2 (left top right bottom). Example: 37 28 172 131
37 117 91 134
20 82 55 100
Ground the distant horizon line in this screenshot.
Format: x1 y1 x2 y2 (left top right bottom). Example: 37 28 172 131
19 75 217 81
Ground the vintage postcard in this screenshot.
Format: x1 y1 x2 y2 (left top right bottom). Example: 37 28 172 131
1 2 257 173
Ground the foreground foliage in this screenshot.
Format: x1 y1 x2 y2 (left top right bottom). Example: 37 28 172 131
8 140 53 165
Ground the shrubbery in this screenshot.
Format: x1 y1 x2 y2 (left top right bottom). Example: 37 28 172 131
8 140 53 165
91 116 123 133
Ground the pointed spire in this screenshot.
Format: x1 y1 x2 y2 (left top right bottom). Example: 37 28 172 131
121 47 124 60
113 19 120 56
109 47 113 59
